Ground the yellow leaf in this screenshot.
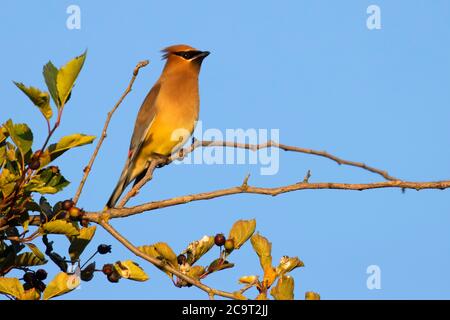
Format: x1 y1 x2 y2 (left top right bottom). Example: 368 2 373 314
56 51 87 107
255 292 268 300
152 242 178 269
114 260 149 282
276 256 304 275
40 134 96 167
0 278 25 299
238 275 259 285
270 275 294 300
183 235 215 265
20 288 41 300
250 233 273 271
43 272 79 300
228 219 256 249
68 226 96 261
41 220 80 237
305 291 321 300
262 266 278 289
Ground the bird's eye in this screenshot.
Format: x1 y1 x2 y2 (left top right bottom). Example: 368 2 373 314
174 51 202 60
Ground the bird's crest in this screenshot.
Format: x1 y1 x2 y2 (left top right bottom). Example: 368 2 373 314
162 44 197 59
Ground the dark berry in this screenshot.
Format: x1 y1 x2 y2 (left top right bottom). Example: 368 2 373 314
34 280 46 292
102 264 114 276
98 244 112 254
224 239 235 252
35 269 47 281
62 199 74 211
177 254 187 265
214 233 226 247
23 272 36 284
107 271 120 283
29 159 40 170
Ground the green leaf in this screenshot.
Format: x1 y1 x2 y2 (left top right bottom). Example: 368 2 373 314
228 219 256 249
41 220 80 237
0 278 25 299
43 272 79 300
183 235 215 265
68 226 97 261
2 119 33 156
270 275 294 300
113 260 149 282
13 82 52 120
40 134 95 167
14 252 47 267
56 51 87 107
43 61 59 108
25 167 70 194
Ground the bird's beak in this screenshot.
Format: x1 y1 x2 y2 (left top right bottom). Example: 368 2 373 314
194 51 210 62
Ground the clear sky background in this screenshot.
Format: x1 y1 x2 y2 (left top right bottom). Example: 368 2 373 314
1 0 450 299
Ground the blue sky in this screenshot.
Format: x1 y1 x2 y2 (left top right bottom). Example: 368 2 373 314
1 0 450 299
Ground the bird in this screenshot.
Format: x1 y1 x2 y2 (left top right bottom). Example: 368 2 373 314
106 44 210 208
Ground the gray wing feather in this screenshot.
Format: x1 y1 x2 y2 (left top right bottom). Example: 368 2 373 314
129 82 161 161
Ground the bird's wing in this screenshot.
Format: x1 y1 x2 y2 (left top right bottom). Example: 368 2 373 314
128 82 161 162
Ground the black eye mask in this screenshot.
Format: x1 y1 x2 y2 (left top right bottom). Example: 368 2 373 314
174 50 203 60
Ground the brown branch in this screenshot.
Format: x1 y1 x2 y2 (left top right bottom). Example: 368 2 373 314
72 60 150 205
83 179 450 221
170 140 398 181
98 220 241 300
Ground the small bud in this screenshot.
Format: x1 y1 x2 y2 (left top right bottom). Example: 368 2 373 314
224 239 235 252
98 244 112 255
69 207 82 219
29 159 40 170
49 166 60 174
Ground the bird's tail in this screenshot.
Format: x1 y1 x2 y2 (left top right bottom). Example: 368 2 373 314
106 160 132 209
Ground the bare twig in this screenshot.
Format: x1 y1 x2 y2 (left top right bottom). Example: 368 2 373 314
117 157 166 208
72 60 150 204
170 140 398 181
81 179 450 221
98 220 242 300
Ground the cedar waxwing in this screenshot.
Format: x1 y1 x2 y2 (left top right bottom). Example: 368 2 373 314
106 44 210 208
